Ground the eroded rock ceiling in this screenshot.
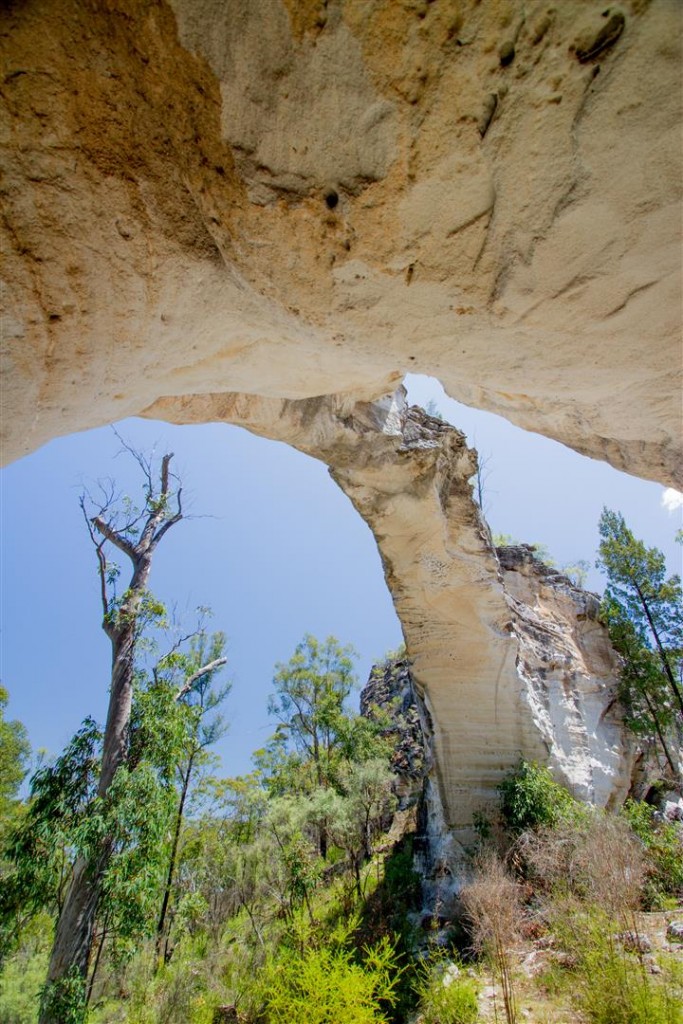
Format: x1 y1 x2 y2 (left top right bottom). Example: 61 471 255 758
1 0 679 821
1 0 681 481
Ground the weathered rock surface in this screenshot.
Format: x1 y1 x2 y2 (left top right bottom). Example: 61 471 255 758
497 544 634 808
361 656 428 810
163 385 632 824
1 0 681 485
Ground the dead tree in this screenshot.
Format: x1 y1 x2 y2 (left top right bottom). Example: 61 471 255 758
41 445 183 1023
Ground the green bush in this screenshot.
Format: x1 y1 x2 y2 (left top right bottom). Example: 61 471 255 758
498 759 576 833
0 947 47 1024
552 907 682 1024
621 800 683 908
415 958 479 1024
578 939 682 1024
263 935 400 1024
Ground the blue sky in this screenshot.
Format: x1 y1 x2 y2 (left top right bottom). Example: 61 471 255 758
1 374 680 778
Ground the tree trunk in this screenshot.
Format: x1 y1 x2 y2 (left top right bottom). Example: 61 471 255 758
155 753 194 966
41 850 108 1023
40 569 150 1022
634 580 683 716
641 687 677 776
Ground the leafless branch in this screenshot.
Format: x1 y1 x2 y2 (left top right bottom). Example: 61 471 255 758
111 426 154 493
174 658 227 702
80 497 112 628
92 514 138 561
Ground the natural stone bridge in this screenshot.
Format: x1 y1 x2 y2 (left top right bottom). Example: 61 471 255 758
2 0 680 824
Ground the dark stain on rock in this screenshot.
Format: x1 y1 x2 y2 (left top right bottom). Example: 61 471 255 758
478 93 498 138
499 41 515 67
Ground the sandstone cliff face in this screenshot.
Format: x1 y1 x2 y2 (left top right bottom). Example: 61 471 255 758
1 0 681 484
152 385 633 825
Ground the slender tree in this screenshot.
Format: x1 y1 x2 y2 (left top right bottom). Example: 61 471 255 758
597 509 682 772
155 631 229 965
40 445 186 1023
265 635 358 857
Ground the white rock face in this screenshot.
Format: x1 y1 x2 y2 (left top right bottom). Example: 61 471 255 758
497 546 635 809
0 0 681 484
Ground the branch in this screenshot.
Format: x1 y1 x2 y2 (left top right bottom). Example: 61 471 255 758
92 514 138 562
174 658 227 702
150 487 183 549
112 426 154 495
80 497 114 631
139 455 182 552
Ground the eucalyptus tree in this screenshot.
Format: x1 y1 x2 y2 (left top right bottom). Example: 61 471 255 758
597 508 682 773
39 443 224 1023
155 630 230 964
0 686 30 823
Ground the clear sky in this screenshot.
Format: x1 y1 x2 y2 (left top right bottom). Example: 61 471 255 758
1 375 681 779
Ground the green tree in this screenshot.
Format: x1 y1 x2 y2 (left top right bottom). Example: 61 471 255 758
267 634 358 793
0 687 30 820
262 635 391 861
38 445 186 1022
597 509 682 767
154 630 230 965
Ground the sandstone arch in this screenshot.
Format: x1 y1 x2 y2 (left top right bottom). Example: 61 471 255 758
2 0 678 820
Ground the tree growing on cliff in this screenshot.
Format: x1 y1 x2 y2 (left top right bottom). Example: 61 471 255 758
597 508 683 772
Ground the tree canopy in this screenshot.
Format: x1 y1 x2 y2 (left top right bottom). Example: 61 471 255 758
597 508 682 773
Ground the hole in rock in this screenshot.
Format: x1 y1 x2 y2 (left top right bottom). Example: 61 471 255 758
324 189 339 209
0 420 402 778
404 373 680 593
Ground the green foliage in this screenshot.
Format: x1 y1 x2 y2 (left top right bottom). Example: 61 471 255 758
262 934 400 1024
415 956 479 1024
39 966 87 1024
0 679 190 963
553 909 683 1024
597 509 683 759
0 941 48 1024
265 634 359 793
0 687 30 816
498 759 576 833
621 800 683 908
0 717 102 953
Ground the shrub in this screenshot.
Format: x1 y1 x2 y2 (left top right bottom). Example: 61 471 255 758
461 851 522 1024
415 956 479 1024
621 800 683 908
554 909 683 1024
526 813 645 920
498 760 576 834
262 935 400 1024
